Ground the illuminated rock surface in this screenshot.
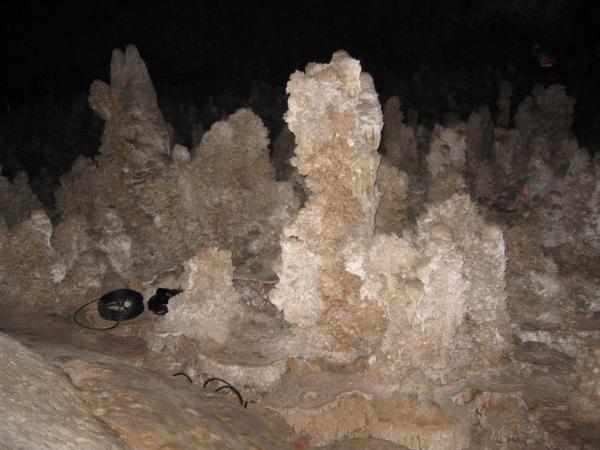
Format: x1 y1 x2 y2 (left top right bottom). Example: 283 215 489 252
1 47 599 449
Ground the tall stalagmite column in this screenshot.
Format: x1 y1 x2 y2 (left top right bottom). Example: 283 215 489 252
270 51 384 358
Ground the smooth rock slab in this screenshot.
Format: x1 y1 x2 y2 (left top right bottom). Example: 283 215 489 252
0 333 125 450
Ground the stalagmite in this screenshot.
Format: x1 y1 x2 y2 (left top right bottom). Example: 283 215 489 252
269 50 386 360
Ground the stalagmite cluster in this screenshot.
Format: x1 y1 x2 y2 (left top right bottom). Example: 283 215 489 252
53 44 298 299
260 52 519 448
269 52 510 381
1 45 599 449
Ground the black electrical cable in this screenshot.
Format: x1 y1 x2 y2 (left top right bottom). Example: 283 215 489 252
171 374 247 407
202 377 231 388
203 377 247 408
72 297 119 331
203 377 233 388
215 384 247 408
173 372 193 383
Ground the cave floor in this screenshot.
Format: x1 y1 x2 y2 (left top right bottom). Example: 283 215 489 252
0 309 411 449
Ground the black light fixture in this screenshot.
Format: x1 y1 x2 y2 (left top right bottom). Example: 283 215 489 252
97 289 145 321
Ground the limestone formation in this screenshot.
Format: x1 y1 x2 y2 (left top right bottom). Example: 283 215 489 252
56 44 174 281
456 84 581 211
269 50 385 360
425 123 467 202
0 171 42 228
374 160 408 234
56 46 298 285
406 194 509 382
157 248 241 345
271 52 510 375
1 46 599 448
264 51 517 448
271 124 296 181
465 106 495 201
381 96 419 174
489 126 528 206
88 44 171 159
503 154 600 445
0 208 66 308
515 83 575 147
380 96 424 214
1 312 415 450
181 108 298 273
363 193 510 386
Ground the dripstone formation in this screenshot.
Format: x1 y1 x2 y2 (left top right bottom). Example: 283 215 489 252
54 44 298 298
1 46 599 449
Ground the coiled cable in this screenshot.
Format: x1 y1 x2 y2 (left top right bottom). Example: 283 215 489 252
73 289 144 331
72 297 119 331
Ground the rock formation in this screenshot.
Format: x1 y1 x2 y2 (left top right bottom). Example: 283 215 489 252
56 45 298 289
0 333 125 449
1 45 599 449
0 207 65 308
381 96 419 174
374 160 408 234
157 248 242 345
0 170 42 228
261 51 517 448
269 50 386 360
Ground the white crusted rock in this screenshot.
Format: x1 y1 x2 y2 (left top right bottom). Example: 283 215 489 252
157 248 241 345
270 51 385 360
170 143 191 162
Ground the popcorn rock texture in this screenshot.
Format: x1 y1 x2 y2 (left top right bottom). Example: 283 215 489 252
179 108 298 273
270 52 510 385
263 52 517 448
270 51 385 359
405 194 509 382
88 44 171 160
157 248 241 345
0 208 65 308
381 96 419 174
362 193 510 387
374 160 408 235
463 83 579 209
56 45 297 284
515 84 575 147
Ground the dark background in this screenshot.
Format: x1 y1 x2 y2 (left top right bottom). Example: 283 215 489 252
1 1 597 102
0 1 598 185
